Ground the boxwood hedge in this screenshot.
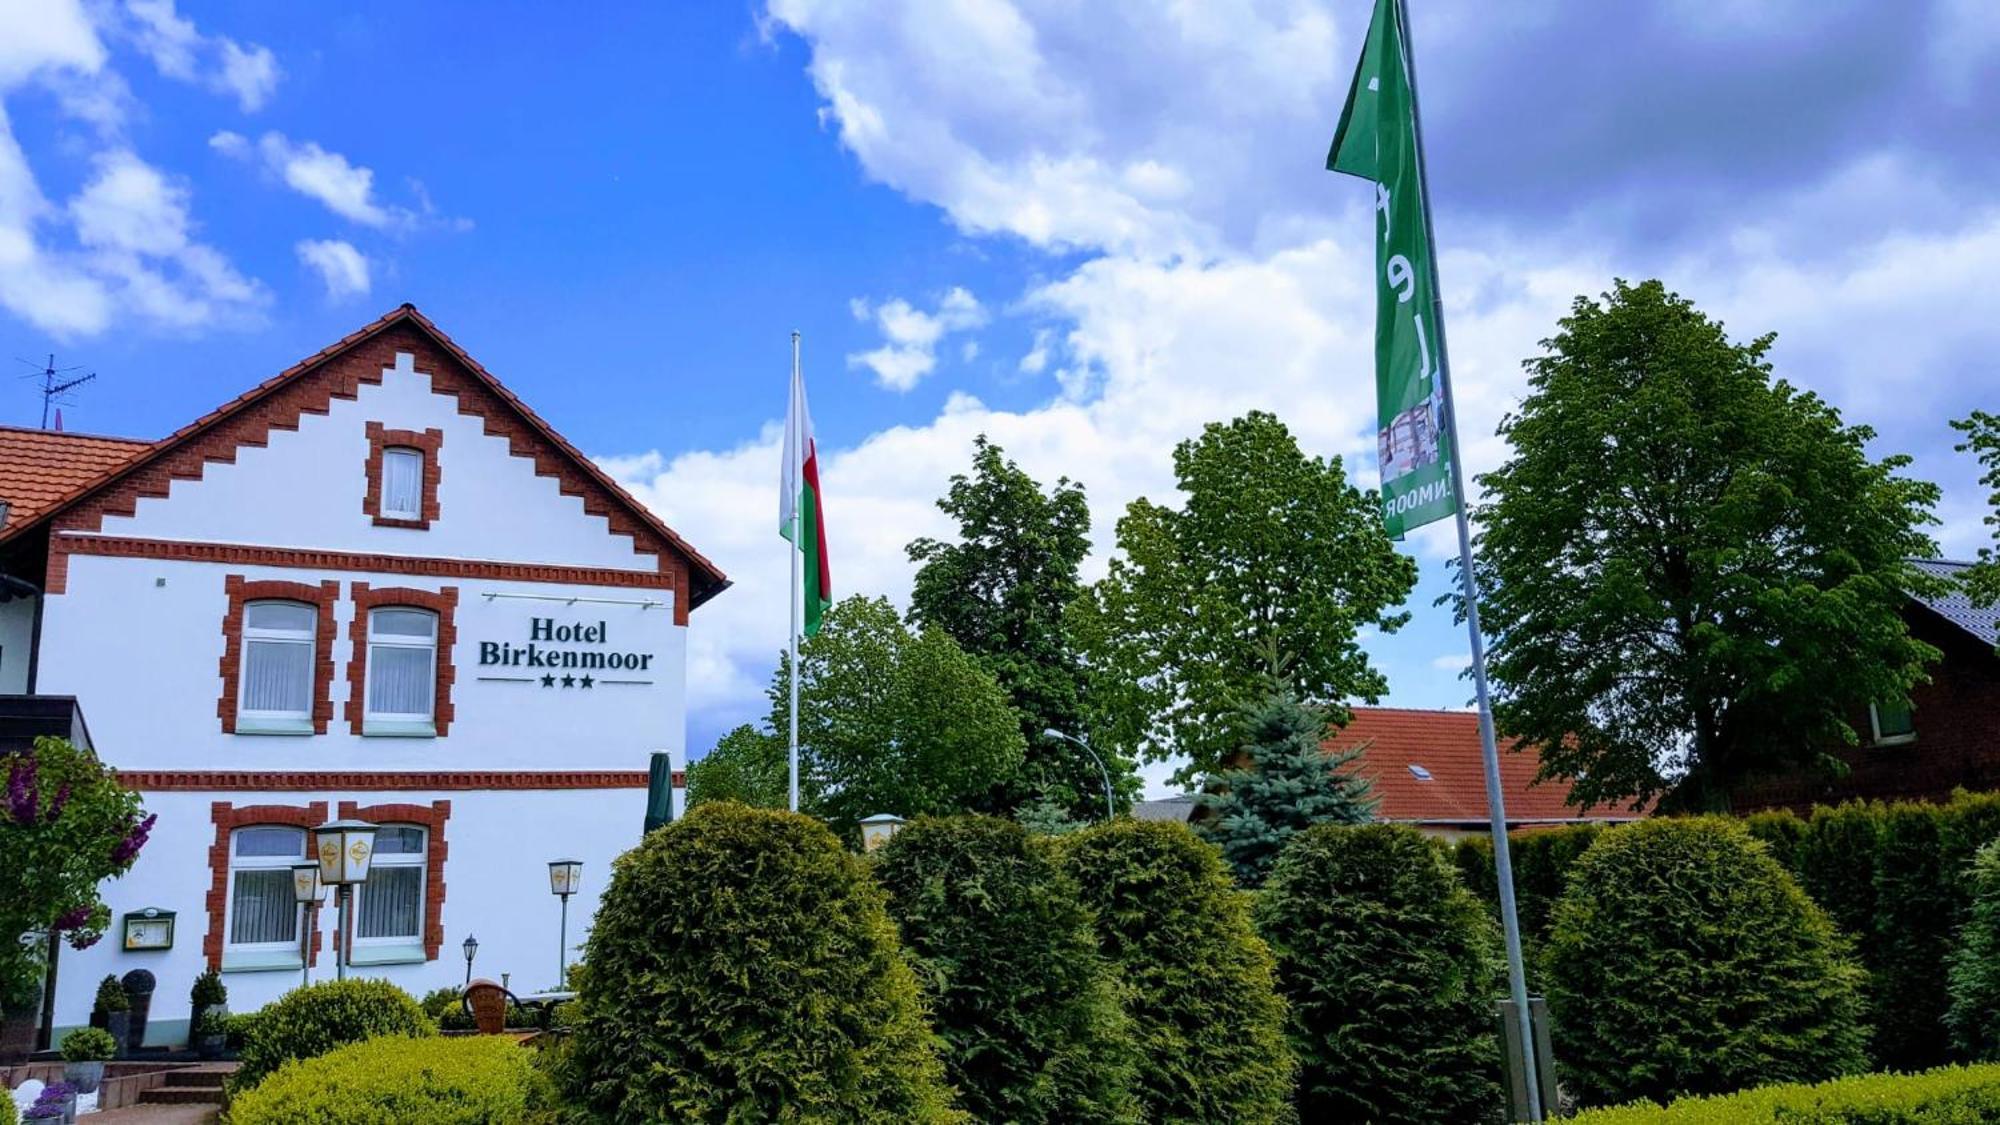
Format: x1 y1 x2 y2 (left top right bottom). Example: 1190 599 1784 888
1567 1062 2000 1123
230 978 433 1091
226 1033 552 1124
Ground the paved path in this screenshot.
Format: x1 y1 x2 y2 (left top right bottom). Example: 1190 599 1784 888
89 1105 217 1124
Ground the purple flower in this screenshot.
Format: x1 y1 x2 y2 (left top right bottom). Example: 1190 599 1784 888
110 813 156 866
43 782 70 824
37 1080 78 1099
53 905 91 931
67 929 102 952
4 754 38 824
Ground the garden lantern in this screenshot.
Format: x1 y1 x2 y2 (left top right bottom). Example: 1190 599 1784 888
549 859 582 985
858 813 906 853
290 861 326 989
462 933 479 987
313 819 378 981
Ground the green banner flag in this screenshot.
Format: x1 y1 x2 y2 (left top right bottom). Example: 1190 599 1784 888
1328 0 1456 537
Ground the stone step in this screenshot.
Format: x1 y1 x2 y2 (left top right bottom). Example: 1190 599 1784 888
138 1085 227 1105
162 1069 229 1088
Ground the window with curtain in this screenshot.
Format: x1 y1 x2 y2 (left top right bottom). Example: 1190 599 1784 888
240 600 315 722
228 826 305 950
366 608 436 722
355 825 425 943
381 447 424 519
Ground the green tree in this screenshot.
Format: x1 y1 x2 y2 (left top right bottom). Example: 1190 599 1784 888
1947 837 2000 1060
1473 280 1941 812
769 596 1026 831
1072 412 1416 783
1954 410 2000 608
685 723 787 810
909 436 1135 818
1 738 153 1006
874 816 1140 1123
1194 688 1376 886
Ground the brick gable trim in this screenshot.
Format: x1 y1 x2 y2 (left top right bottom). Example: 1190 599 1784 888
345 583 458 736
205 801 329 971
53 534 673 592
217 576 340 734
339 799 451 962
4 306 726 613
121 769 674 791
362 422 443 529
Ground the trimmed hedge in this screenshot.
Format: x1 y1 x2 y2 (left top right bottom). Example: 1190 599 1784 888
1452 823 1600 983
1543 817 1867 1107
226 1034 552 1124
1257 823 1503 1124
1061 819 1294 1124
1568 1063 2000 1123
558 802 964 1122
1948 838 2000 1059
874 815 1139 1124
58 1026 117 1062
230 978 434 1091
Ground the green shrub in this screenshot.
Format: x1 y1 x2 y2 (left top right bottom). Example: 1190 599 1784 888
1788 802 1880 951
1948 838 2000 1059
1567 1062 2000 1123
417 985 475 1032
1454 823 1604 988
92 974 128 1014
1543 817 1867 1107
0 1082 13 1125
1258 823 1503 1124
220 1009 261 1050
1061 819 1293 1124
874 815 1139 1124
231 978 433 1091
59 1025 117 1062
189 967 226 1010
1740 809 1805 870
227 1034 552 1124
192 1009 229 1039
1871 802 1955 1069
558 802 963 1123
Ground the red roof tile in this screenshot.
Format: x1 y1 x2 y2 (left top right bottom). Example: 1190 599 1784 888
0 425 153 533
1326 706 1642 826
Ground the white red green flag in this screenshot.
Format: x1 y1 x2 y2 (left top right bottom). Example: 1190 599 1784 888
780 361 831 636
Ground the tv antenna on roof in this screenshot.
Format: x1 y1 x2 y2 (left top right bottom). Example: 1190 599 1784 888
16 354 96 430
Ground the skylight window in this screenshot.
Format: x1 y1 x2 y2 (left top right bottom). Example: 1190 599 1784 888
1407 764 1434 781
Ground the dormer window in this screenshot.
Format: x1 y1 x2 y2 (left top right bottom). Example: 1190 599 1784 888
364 422 442 529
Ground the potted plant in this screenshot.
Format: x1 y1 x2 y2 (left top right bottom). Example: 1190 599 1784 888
192 1008 228 1060
58 1026 117 1093
89 975 128 1054
188 967 226 1046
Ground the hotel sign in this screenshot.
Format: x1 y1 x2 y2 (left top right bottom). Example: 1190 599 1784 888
477 617 655 689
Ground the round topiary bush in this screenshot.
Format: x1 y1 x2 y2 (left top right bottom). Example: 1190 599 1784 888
874 815 1139 1124
1948 837 2000 1059
230 978 433 1091
227 1034 552 1124
1060 819 1293 1124
1543 817 1868 1106
558 801 964 1122
1256 823 1503 1124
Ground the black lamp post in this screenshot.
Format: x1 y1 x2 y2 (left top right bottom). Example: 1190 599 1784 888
548 859 582 986
462 934 479 987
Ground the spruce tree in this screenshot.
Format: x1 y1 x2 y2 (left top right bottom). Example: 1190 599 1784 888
1195 689 1376 886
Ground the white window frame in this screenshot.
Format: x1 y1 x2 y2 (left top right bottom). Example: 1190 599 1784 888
224 826 306 968
350 824 427 964
363 607 438 736
380 446 425 521
1869 701 1916 746
237 599 316 735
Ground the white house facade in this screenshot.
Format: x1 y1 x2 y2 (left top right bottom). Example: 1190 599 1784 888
0 306 727 1046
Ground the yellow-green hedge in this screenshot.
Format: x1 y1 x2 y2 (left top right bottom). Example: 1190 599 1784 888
1569 1063 2000 1122
224 1034 553 1124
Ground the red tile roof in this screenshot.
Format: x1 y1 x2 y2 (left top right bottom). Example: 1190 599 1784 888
0 425 153 533
1327 706 1642 826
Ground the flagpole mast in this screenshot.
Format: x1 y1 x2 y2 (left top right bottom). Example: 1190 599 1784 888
788 331 803 814
1396 0 1542 1118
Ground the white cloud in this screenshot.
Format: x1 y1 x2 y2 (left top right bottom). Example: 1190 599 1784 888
1017 328 1051 374
295 238 370 300
123 0 279 111
211 130 403 227
63 149 263 329
0 0 106 89
846 285 988 391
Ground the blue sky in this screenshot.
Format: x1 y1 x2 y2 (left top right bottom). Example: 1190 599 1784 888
4 1 1997 793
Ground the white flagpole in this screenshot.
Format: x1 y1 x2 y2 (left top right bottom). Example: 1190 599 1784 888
1397 0 1542 1117
788 331 803 813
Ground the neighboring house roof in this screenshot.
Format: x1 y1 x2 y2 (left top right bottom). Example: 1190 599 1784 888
0 305 728 608
1326 706 1642 827
1907 558 1999 648
1132 794 1198 823
0 426 152 534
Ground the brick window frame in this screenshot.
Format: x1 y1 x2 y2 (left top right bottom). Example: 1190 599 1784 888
345 583 458 736
217 576 339 734
204 801 328 971
339 800 451 961
363 422 443 529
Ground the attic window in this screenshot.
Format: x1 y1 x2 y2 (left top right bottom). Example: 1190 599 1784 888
364 422 443 529
1407 764 1434 781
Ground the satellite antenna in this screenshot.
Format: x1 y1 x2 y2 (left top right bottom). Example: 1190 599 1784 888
17 354 96 430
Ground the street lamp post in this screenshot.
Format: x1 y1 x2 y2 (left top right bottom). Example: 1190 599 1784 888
548 860 582 986
313 819 379 982
462 934 479 988
1044 729 1115 822
857 813 907 853
290 861 328 991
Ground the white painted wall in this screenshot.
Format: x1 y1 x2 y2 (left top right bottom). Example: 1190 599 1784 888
96 353 651 571
0 594 32 694
37 553 685 772
51 783 657 1042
